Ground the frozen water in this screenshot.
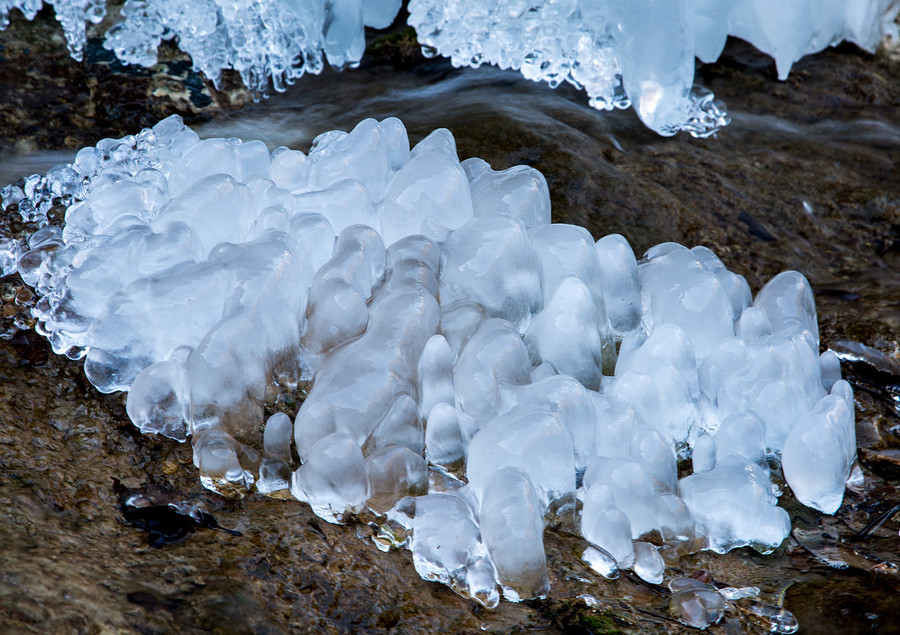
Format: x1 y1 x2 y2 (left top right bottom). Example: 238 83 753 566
480 467 549 601
467 402 576 508
583 457 660 539
679 457 791 554
782 384 857 514
5 114 860 608
291 432 369 523
524 277 606 390
632 541 664 584
1 0 403 94
365 445 428 513
669 578 727 629
595 234 641 336
408 0 899 136
581 484 635 568
4 1 898 135
401 493 500 608
440 214 542 332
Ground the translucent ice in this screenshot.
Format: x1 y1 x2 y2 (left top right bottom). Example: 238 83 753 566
632 541 665 584
581 485 635 568
595 234 642 336
402 493 500 607
480 467 549 601
365 445 428 513
408 0 899 136
782 384 856 514
669 578 726 629
583 457 660 539
1 0 403 94
440 214 542 332
679 457 791 553
524 277 606 390
6 115 860 609
467 402 576 508
291 432 369 523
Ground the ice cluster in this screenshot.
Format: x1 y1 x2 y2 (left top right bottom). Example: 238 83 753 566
409 0 900 135
5 115 858 606
0 0 402 93
3 1 898 134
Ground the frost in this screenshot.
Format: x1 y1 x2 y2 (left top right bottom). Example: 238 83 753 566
5 115 858 606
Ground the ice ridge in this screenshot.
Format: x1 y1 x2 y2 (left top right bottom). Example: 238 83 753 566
0 0 403 94
3 115 859 606
408 0 900 136
2 1 897 132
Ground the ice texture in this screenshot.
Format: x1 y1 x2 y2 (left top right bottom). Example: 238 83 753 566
0 0 403 94
7 115 859 607
407 0 900 136
781 383 857 513
5 1 898 135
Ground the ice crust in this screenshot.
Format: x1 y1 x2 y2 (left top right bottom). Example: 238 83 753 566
408 0 900 136
0 0 403 94
2 1 898 134
7 115 859 606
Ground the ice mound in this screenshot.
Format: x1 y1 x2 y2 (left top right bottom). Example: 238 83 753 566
4 115 859 606
408 0 900 136
0 0 402 94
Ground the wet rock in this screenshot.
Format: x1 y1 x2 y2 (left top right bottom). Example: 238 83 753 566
0 6 246 155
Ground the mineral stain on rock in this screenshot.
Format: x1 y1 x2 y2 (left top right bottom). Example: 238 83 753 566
116 482 243 547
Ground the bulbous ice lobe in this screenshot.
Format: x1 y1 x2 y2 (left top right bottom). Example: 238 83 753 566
10 114 858 608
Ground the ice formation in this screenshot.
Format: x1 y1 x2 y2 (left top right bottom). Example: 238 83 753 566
409 0 900 135
3 1 898 134
0 0 402 93
3 115 859 606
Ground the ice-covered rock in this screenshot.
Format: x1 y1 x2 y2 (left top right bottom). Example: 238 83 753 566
5 114 860 609
408 0 899 136
6 1 898 136
1 0 404 94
